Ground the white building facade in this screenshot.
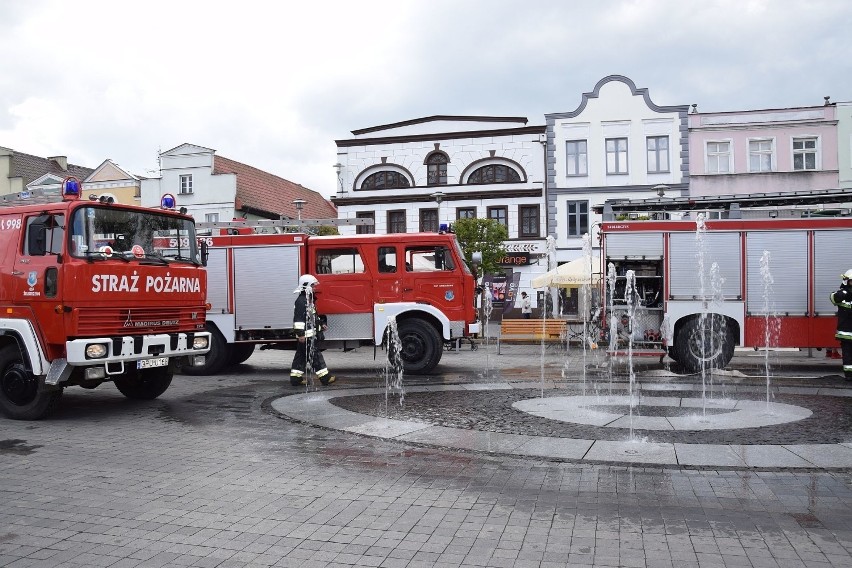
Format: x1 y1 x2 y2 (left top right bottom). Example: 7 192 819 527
140 144 237 222
332 116 550 309
545 75 690 263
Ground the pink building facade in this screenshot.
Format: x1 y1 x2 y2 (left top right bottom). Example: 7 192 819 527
688 105 839 197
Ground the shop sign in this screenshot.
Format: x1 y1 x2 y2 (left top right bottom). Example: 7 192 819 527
499 253 531 266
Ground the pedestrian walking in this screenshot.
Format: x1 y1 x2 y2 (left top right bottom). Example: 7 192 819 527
830 269 852 381
290 275 335 386
520 291 532 319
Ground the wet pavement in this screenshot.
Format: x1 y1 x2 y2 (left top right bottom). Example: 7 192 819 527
1 341 852 567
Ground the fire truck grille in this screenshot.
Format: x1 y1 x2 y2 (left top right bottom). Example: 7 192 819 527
74 307 199 337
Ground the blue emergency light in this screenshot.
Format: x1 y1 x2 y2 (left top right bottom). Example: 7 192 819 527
161 193 176 209
62 177 81 200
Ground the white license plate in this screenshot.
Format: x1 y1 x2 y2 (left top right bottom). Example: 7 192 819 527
137 357 168 369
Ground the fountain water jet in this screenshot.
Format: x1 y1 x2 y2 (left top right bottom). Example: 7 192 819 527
694 213 710 417
625 269 638 441
579 234 594 396
606 262 618 396
760 250 780 410
481 288 494 379
383 316 405 410
541 236 557 397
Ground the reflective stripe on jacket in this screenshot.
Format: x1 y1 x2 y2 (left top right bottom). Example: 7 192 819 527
830 286 852 339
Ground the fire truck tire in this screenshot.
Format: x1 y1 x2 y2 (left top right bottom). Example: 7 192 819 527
397 320 443 375
179 325 228 376
666 347 679 363
114 366 173 400
229 344 255 365
0 344 63 420
672 317 735 374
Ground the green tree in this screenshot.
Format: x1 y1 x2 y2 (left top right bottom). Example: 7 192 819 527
314 225 339 236
452 218 507 276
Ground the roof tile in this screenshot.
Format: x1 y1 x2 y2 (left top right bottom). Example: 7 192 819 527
213 155 336 220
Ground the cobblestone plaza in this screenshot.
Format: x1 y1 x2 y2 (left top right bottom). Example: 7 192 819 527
2 343 851 567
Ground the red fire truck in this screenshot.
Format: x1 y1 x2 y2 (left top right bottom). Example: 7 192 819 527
598 212 850 373
185 220 481 376
0 181 211 420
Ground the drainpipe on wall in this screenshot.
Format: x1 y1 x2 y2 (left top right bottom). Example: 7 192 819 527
539 136 548 238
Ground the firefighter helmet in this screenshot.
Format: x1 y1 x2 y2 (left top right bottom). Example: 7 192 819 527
843 269 852 283
293 274 319 293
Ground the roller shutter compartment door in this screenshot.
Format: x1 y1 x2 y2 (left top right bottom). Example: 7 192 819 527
746 231 807 315
669 232 741 299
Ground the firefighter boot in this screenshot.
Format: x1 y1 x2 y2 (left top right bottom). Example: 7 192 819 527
290 370 306 386
320 375 336 386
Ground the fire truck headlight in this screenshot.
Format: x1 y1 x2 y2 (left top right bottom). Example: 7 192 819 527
85 343 108 359
193 336 209 350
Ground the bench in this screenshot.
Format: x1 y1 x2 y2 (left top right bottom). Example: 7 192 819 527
497 319 567 354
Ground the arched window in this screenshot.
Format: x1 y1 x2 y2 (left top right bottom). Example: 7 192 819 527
426 153 448 186
360 171 410 190
467 164 521 184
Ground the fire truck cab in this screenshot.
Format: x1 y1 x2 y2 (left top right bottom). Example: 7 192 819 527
0 183 211 420
190 222 480 376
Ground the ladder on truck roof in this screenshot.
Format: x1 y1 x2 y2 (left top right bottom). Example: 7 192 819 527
0 188 64 207
195 217 374 232
595 187 852 219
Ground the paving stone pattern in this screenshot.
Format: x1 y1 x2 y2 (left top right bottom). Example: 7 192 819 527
332 389 852 445
1 346 851 567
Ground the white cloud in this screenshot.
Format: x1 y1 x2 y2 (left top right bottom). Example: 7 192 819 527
2 0 851 196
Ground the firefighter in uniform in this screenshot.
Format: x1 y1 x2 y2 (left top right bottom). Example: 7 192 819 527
290 274 335 386
830 269 852 381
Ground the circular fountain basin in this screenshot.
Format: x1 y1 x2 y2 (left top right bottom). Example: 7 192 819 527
512 395 812 430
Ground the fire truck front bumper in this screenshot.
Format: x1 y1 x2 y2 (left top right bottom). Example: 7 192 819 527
47 332 212 385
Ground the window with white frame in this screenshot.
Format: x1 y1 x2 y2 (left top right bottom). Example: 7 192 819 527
748 139 774 172
179 174 193 194
793 137 818 171
566 201 589 237
646 136 669 173
706 141 731 174
204 213 219 223
566 140 588 176
605 138 628 174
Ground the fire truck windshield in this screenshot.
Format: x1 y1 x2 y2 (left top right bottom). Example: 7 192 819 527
69 206 200 264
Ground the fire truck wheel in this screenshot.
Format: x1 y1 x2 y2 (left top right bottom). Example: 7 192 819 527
114 367 173 400
179 325 228 376
0 344 63 420
666 347 679 363
672 316 735 374
397 320 443 375
228 344 255 365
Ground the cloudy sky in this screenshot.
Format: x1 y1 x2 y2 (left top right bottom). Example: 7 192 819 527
2 0 851 198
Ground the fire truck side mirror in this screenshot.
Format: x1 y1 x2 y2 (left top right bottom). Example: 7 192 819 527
200 240 209 267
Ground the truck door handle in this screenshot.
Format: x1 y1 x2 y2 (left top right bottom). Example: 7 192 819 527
11 270 23 276
404 287 413 292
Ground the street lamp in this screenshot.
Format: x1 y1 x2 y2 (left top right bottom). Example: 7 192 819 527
293 199 306 221
333 163 344 193
430 191 446 232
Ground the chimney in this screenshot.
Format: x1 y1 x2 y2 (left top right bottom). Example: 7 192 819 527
48 156 68 170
